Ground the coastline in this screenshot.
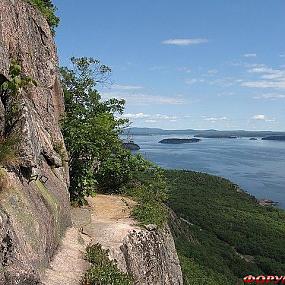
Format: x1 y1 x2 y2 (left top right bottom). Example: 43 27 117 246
166 169 285 284
130 134 285 210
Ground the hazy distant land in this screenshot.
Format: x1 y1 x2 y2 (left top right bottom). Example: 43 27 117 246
124 127 285 138
262 135 285 141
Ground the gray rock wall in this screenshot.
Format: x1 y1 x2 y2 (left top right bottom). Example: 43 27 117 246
0 0 71 284
120 225 184 285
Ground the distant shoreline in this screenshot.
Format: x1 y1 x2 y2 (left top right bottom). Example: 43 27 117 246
174 170 280 209
123 127 285 138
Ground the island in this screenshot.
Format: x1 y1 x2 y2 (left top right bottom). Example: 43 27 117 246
258 199 278 206
249 138 258 140
123 142 140 150
262 135 285 141
159 138 201 144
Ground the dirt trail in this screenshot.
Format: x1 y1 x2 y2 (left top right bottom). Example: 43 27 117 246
40 227 90 285
41 195 138 285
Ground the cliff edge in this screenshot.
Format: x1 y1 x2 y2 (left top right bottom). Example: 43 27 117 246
41 195 183 285
0 0 71 284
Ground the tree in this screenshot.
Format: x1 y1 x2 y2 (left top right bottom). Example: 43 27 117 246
61 57 146 205
27 0 60 33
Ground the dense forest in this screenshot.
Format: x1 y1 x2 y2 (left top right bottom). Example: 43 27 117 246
166 170 285 284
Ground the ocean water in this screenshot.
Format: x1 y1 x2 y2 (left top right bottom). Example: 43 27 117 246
131 135 285 209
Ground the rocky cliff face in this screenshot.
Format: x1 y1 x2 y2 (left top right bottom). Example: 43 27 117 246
120 225 183 285
80 195 183 285
0 0 71 284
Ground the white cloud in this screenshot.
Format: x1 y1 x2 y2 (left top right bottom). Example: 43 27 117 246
123 113 150 119
207 69 218 74
185 78 205 85
242 65 285 89
155 114 177 120
254 93 285 100
242 80 285 89
208 77 235 87
217 92 235 97
162 38 208 46
111 84 143 90
123 113 178 122
204 116 228 122
265 119 276 122
243 53 257 58
177 67 192 73
185 78 198 85
251 114 275 122
102 91 185 105
248 66 285 79
252 114 266 120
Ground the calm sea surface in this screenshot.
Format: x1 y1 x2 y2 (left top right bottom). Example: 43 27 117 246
131 135 285 209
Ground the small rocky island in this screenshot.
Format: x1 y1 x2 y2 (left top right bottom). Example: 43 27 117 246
123 142 140 150
159 138 201 144
262 135 285 141
258 199 278 206
249 137 258 140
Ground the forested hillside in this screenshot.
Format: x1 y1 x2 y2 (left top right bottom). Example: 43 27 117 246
166 170 285 284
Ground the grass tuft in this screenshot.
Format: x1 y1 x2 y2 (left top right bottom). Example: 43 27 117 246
0 135 20 167
83 243 133 285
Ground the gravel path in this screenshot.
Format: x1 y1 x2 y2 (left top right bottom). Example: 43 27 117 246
40 195 138 285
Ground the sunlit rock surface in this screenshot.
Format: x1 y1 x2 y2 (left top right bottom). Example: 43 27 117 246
0 1 70 283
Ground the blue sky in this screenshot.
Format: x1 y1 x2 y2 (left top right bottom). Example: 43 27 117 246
54 0 285 130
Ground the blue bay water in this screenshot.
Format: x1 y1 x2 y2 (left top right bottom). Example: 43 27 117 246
131 135 285 209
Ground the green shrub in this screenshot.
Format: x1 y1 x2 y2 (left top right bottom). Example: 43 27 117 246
0 168 9 191
122 166 168 227
0 136 19 167
83 244 133 285
53 141 68 163
1 61 32 135
1 60 37 97
26 0 59 33
132 199 167 227
0 61 36 167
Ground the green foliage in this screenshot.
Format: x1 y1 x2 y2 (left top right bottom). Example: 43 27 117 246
166 170 285 284
1 60 37 97
179 254 233 285
61 57 135 205
0 168 9 191
27 0 59 33
96 153 150 193
61 57 168 226
122 166 168 227
132 199 167 227
0 136 19 167
53 141 68 163
83 243 133 285
0 61 36 167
